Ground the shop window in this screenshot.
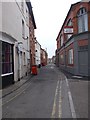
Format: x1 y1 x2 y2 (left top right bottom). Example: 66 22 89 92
68 49 73 64
77 7 88 33
2 42 13 74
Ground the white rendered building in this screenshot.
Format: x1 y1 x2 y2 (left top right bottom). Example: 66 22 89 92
35 39 41 67
0 1 30 87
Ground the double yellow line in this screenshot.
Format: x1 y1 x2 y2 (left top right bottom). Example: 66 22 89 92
51 77 62 118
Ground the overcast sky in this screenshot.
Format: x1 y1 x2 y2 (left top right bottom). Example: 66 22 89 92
30 0 80 58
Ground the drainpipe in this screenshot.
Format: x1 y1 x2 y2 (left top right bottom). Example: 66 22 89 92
18 42 23 81
64 43 66 69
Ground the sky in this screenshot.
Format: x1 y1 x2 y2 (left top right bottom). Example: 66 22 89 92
30 0 80 58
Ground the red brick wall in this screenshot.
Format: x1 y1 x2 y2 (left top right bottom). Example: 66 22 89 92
56 2 89 50
56 2 89 68
41 49 47 66
29 16 36 66
78 39 88 46
72 2 89 34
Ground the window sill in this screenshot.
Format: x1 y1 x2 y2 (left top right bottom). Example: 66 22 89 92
1 72 13 77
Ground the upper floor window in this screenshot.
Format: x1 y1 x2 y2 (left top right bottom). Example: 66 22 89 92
22 20 25 38
67 34 72 39
60 35 63 47
77 7 88 33
23 52 26 65
65 19 73 40
67 19 73 26
21 0 24 14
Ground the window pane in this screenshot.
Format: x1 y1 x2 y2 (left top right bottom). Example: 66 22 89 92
10 63 12 72
67 19 73 26
60 35 63 46
68 49 73 64
10 53 12 63
67 34 72 39
2 42 13 74
84 14 88 31
77 8 88 33
78 16 83 33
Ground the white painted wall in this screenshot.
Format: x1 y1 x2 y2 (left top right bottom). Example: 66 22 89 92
1 1 30 81
35 41 41 66
0 2 2 32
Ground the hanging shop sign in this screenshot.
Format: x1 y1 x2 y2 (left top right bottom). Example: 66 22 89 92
64 26 73 34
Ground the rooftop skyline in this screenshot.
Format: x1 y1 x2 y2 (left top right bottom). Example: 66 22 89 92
30 0 80 58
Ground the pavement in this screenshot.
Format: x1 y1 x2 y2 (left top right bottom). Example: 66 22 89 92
59 68 89 118
2 73 33 98
2 66 41 98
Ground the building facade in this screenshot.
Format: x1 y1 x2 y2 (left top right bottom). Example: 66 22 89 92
52 56 56 64
47 58 52 64
41 48 48 66
56 2 90 77
0 1 35 88
26 1 36 72
35 39 41 67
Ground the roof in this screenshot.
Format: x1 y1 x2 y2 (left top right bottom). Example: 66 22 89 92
26 0 36 29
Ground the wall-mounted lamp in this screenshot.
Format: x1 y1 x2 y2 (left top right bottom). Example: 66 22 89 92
23 36 28 40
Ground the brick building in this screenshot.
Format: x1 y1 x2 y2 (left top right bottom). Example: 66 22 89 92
26 2 36 71
41 48 48 66
52 56 56 64
56 2 90 77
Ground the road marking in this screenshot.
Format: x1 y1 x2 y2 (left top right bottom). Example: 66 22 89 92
1 83 31 107
51 66 54 69
65 77 69 87
51 74 62 118
58 80 62 118
65 76 77 118
51 80 59 118
72 76 82 79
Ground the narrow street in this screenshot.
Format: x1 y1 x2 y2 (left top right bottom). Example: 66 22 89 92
2 64 88 118
1 1 89 119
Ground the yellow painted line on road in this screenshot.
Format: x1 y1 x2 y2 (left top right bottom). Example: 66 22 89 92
65 76 77 118
58 80 62 118
51 75 62 119
1 83 31 107
51 80 59 118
